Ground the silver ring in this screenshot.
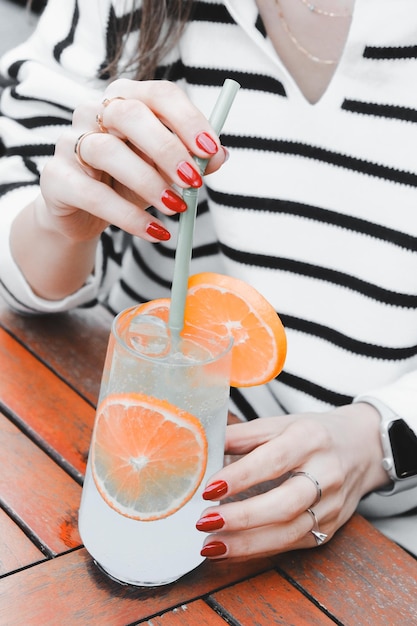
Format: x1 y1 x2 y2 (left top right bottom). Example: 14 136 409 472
289 471 322 506
307 508 328 546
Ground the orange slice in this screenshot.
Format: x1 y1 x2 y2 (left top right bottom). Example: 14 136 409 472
136 298 170 323
137 273 287 387
186 273 286 387
91 393 207 521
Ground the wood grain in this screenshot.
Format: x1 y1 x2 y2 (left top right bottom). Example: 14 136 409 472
0 548 274 626
0 327 95 478
0 412 82 556
211 569 334 625
0 301 112 405
275 514 417 625
1 299 417 626
0 508 44 576
143 599 227 625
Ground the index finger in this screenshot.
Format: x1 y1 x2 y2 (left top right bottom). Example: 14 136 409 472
103 78 221 158
211 418 326 498
224 415 290 455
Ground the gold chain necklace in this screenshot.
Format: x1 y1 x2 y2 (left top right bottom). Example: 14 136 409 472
297 0 352 18
275 0 351 65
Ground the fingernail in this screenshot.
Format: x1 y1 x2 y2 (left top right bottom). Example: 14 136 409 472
201 541 227 558
202 480 228 501
196 512 225 532
177 161 202 188
195 131 218 155
161 189 187 212
146 222 171 241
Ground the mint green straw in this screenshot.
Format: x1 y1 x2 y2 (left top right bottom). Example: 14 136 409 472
168 78 240 336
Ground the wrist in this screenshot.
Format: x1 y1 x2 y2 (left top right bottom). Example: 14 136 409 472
32 194 99 245
11 198 99 300
333 402 390 495
356 396 417 495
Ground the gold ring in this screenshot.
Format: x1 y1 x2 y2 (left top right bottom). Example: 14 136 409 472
96 113 108 133
102 96 126 108
74 130 97 168
96 96 125 135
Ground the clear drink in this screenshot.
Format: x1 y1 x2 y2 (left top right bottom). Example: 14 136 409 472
78 307 232 586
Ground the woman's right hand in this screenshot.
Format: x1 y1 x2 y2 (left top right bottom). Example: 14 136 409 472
10 79 228 300
38 78 228 244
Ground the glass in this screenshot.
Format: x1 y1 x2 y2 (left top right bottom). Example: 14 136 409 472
78 306 232 586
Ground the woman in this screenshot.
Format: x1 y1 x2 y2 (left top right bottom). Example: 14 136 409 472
1 0 417 559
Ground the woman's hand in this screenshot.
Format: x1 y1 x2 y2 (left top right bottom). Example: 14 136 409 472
39 78 227 243
196 402 390 560
11 78 227 299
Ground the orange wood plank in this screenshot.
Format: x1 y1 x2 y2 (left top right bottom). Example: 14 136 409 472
0 548 275 626
0 508 44 575
0 413 82 555
211 569 334 625
275 514 417 625
0 328 95 477
144 599 227 625
0 301 112 404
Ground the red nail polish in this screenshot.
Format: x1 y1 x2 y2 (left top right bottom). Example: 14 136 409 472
161 189 187 212
177 161 202 188
195 131 218 155
202 480 228 501
201 541 227 558
196 512 225 532
146 222 171 241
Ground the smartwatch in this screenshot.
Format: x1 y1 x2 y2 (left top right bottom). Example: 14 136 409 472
357 396 417 495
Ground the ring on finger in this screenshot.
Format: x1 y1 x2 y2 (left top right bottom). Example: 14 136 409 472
102 95 126 108
74 130 98 169
306 508 328 546
98 96 127 138
289 471 322 506
96 112 108 133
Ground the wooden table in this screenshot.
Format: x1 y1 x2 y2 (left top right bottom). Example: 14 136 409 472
0 297 416 626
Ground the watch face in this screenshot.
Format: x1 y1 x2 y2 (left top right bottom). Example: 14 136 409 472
389 419 417 479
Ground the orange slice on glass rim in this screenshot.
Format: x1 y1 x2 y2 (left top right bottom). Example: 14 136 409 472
92 393 208 521
137 272 287 387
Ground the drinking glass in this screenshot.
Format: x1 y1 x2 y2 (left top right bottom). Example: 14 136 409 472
78 305 232 586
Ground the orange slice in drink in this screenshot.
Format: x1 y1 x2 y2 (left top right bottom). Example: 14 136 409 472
92 393 208 521
137 272 287 388
136 298 170 323
187 273 286 387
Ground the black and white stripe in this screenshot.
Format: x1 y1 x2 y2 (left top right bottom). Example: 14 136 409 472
1 0 417 421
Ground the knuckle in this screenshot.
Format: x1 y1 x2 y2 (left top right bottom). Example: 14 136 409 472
295 418 332 451
72 100 97 126
55 128 74 155
153 131 180 160
234 506 255 531
151 80 180 100
331 464 345 492
105 78 131 97
119 204 144 233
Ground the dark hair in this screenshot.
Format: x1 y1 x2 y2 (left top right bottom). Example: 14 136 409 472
106 0 194 80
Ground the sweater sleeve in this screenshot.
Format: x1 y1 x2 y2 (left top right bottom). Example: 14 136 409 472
0 0 112 312
354 370 417 518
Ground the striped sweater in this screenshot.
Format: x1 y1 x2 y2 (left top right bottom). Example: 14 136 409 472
1 0 417 517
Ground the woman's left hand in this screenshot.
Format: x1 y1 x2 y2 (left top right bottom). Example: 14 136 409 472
196 402 390 560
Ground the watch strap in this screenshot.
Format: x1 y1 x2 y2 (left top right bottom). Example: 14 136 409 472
355 396 417 495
